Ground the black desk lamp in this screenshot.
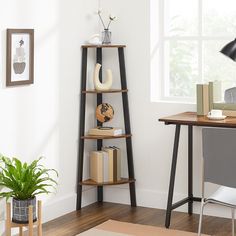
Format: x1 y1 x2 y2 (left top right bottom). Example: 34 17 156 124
220 39 236 103
220 39 236 61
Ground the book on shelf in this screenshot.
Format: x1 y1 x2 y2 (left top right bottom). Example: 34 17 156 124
102 146 121 182
88 127 123 136
90 151 104 183
197 84 209 115
103 151 109 182
89 147 121 183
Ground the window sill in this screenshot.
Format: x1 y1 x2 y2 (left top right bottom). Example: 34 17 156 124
151 99 196 105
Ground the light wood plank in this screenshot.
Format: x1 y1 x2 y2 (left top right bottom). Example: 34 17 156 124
159 112 236 127
81 134 132 140
6 202 11 236
80 178 135 186
82 89 128 94
81 45 126 48
42 202 235 236
38 201 43 236
29 205 33 236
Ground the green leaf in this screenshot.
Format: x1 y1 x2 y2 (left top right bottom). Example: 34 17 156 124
0 156 58 200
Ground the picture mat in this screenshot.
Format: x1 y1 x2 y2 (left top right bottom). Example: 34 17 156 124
11 33 30 82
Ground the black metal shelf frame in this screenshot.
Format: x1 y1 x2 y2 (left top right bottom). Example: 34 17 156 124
76 46 137 210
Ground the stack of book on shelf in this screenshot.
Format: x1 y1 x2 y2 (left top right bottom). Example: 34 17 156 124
88 127 122 136
90 146 121 183
197 84 209 115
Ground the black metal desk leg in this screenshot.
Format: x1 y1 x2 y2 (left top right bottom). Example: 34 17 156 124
188 125 193 215
165 124 181 228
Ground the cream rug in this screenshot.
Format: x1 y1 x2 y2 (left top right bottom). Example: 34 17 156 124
78 220 209 236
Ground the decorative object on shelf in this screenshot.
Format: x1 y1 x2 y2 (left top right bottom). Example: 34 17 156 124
88 34 102 45
96 103 114 122
96 8 117 44
6 29 34 86
0 155 58 224
88 127 122 136
93 63 113 91
102 29 112 45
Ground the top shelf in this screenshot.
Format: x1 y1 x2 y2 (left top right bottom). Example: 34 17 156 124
82 89 128 94
82 44 126 48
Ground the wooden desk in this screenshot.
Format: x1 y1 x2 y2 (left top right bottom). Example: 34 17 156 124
159 112 236 228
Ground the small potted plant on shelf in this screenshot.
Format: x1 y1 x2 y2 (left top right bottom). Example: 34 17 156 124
0 155 58 223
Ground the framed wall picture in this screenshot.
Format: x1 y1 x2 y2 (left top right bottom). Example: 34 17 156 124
6 29 34 86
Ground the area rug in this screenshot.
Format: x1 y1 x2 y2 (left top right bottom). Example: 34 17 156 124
78 220 209 236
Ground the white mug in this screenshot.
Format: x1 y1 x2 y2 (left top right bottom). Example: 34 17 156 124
208 109 223 117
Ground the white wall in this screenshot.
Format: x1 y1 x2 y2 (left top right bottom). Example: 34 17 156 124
97 0 231 220
0 0 100 232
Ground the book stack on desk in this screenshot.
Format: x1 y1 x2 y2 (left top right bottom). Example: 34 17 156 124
197 84 209 115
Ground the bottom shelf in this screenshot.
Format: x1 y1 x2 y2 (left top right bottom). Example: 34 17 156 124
80 178 135 186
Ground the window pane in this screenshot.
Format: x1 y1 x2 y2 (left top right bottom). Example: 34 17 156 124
164 0 198 36
165 41 198 98
203 40 236 95
203 0 236 36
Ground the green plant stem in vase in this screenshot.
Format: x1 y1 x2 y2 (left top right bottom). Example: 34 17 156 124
0 155 58 223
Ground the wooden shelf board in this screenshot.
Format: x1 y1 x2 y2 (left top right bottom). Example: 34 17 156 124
82 89 128 94
11 220 38 228
82 44 126 48
81 134 132 140
80 178 135 186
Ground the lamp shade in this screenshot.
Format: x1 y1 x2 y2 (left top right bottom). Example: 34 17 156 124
220 39 236 61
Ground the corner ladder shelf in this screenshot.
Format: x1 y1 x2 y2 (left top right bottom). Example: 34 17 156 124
76 44 137 210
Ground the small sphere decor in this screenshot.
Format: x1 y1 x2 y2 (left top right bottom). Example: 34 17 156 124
96 103 114 123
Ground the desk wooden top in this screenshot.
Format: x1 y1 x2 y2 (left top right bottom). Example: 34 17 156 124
159 112 236 128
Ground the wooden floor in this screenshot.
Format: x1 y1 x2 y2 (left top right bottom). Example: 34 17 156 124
42 202 233 236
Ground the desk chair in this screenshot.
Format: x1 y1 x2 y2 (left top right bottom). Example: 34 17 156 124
198 128 236 236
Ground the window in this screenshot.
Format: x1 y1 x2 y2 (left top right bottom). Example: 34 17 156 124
151 0 236 102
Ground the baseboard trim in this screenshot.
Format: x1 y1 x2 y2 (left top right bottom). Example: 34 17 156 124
104 186 233 219
42 188 97 223
2 186 229 227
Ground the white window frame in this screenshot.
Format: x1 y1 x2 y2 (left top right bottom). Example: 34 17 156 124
151 0 234 103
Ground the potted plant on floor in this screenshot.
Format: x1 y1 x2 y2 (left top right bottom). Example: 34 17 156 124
0 155 58 223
